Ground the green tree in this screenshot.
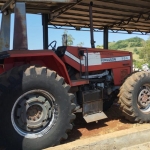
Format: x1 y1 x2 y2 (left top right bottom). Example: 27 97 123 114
63 30 75 46
109 37 144 50
133 59 143 69
77 42 84 47
134 48 138 52
133 48 139 54
96 45 103 48
139 39 150 66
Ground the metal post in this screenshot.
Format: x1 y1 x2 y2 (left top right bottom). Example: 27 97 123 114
62 34 67 46
89 1 95 48
0 11 11 51
103 26 108 49
42 14 48 49
13 2 28 50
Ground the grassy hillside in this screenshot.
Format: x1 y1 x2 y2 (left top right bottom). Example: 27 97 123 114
109 37 144 50
96 37 145 60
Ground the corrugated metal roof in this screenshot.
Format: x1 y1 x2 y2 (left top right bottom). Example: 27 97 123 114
0 0 150 34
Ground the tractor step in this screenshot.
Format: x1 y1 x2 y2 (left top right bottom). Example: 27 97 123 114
83 112 107 123
82 89 107 123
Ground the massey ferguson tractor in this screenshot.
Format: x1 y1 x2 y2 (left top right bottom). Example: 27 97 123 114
0 1 150 150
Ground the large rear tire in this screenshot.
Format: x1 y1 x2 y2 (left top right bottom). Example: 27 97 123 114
0 65 76 150
118 71 150 123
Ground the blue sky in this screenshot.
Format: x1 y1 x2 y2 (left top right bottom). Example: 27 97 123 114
1 14 149 50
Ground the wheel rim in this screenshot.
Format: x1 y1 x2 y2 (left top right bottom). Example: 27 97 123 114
138 85 150 113
11 90 58 139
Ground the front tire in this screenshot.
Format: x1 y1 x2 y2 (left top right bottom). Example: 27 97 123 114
118 71 150 123
0 65 76 150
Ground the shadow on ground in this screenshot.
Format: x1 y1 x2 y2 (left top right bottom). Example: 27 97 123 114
0 134 6 150
62 104 133 144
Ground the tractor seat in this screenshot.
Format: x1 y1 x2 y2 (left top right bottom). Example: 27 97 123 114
55 46 67 57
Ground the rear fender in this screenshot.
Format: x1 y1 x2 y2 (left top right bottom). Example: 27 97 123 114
0 50 71 84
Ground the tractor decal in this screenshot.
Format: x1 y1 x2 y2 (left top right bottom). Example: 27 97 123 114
65 51 102 66
101 56 130 63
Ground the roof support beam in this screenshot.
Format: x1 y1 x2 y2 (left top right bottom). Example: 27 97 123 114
13 2 28 50
49 0 82 21
109 11 150 28
103 26 108 49
0 11 11 51
1 0 14 12
48 23 150 35
89 1 95 48
42 14 49 49
1 0 78 12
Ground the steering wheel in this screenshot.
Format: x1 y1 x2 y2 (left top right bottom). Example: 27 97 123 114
48 40 57 51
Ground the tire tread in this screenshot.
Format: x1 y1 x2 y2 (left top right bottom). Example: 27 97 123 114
118 71 150 123
0 65 76 148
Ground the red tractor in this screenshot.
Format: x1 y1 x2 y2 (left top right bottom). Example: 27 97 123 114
0 1 149 150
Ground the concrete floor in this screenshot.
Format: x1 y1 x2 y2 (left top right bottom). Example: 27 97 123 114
47 124 150 150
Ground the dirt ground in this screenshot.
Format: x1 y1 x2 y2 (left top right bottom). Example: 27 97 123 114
62 103 141 144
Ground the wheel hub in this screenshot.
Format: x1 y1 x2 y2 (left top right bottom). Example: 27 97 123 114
11 90 58 137
138 87 150 108
142 94 148 102
27 105 42 121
